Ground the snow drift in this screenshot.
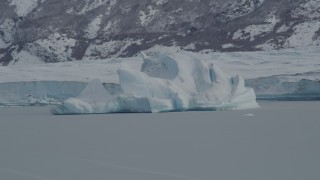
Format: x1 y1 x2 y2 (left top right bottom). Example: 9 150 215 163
51 53 258 114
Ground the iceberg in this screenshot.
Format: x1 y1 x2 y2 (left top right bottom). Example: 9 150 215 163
51 53 259 114
51 79 115 114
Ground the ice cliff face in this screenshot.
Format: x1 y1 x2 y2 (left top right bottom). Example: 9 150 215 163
1 0 320 65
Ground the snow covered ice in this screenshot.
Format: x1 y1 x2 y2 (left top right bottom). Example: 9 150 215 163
51 53 258 114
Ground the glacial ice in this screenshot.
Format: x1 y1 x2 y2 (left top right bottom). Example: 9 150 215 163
0 81 87 106
246 77 320 100
1 46 320 107
51 53 259 114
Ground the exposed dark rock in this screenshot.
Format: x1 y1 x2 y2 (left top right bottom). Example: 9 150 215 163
0 0 319 65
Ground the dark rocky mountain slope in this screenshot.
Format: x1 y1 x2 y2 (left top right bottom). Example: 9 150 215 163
1 0 319 65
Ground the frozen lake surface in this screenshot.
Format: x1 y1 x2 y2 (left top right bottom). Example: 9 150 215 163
1 101 319 180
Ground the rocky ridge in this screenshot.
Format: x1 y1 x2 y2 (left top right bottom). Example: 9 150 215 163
0 0 319 65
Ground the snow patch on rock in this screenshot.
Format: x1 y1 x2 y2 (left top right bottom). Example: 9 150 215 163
67 0 117 15
233 14 279 41
284 21 320 48
256 40 278 50
183 43 196 50
9 50 43 65
0 39 7 49
155 0 168 5
85 39 142 59
217 0 265 22
0 19 15 48
9 0 38 17
85 15 103 39
291 0 320 19
139 5 158 26
276 24 291 33
222 43 237 49
31 33 76 62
